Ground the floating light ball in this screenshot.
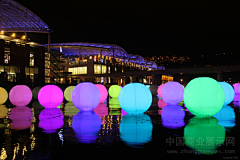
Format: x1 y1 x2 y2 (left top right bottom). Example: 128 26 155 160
149 85 158 96
108 85 121 98
72 111 101 143
95 84 108 103
161 81 184 105
184 77 225 117
9 85 32 106
9 106 32 130
118 83 152 114
119 114 153 148
64 102 80 116
233 83 240 94
219 82 235 105
39 108 64 133
72 82 100 111
184 117 225 155
32 86 41 99
157 84 164 97
161 105 185 129
64 86 75 102
0 87 8 104
213 105 235 128
38 85 63 108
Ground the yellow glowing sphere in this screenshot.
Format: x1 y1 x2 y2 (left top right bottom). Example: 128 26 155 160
109 85 121 98
64 86 75 102
0 87 8 104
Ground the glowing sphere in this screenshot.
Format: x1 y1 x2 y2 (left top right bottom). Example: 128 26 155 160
9 85 32 106
184 77 225 117
161 81 184 105
118 83 152 114
38 85 63 108
32 86 41 99
64 102 80 116
119 114 153 148
0 105 8 118
184 117 225 155
64 86 75 102
72 111 101 143
149 85 158 96
9 106 32 130
108 85 121 98
72 82 100 111
219 82 235 105
157 84 164 97
213 105 235 128
39 108 64 133
161 105 185 129
95 84 108 103
233 83 240 94
0 87 8 104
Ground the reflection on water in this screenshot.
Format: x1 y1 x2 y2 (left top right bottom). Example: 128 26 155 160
38 108 64 133
72 111 101 144
161 105 185 129
0 96 239 159
119 114 153 148
184 117 225 155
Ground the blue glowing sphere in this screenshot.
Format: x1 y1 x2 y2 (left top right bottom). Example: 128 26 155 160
72 82 100 111
118 83 152 114
119 114 153 148
161 81 184 105
219 82 235 105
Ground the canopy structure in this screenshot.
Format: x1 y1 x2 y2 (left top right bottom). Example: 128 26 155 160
40 42 129 59
0 0 50 33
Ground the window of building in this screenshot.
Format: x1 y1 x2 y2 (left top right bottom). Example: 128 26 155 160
102 65 106 74
7 73 16 82
30 52 34 66
115 67 117 72
94 64 101 74
68 67 87 75
4 47 10 64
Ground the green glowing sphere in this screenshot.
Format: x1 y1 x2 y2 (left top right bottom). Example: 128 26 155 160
184 77 225 117
108 85 121 98
0 87 8 104
184 117 225 155
64 86 75 102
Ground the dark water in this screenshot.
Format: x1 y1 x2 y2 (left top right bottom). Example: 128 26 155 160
0 95 240 160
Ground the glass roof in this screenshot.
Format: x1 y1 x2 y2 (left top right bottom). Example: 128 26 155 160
0 0 50 33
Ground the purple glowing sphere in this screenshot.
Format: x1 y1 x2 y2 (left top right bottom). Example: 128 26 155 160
161 81 184 105
9 85 32 106
72 82 100 111
38 85 64 108
95 84 108 103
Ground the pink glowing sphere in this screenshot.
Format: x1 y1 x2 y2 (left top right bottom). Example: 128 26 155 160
9 85 32 106
38 85 64 108
95 84 108 103
233 83 240 94
157 84 164 97
72 82 100 111
161 81 184 105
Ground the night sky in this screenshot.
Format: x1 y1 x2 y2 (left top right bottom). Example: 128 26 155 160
14 0 240 57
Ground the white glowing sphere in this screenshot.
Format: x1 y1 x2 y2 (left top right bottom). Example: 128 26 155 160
118 83 152 114
219 82 235 105
64 86 75 101
72 82 100 111
9 85 32 106
161 81 184 105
